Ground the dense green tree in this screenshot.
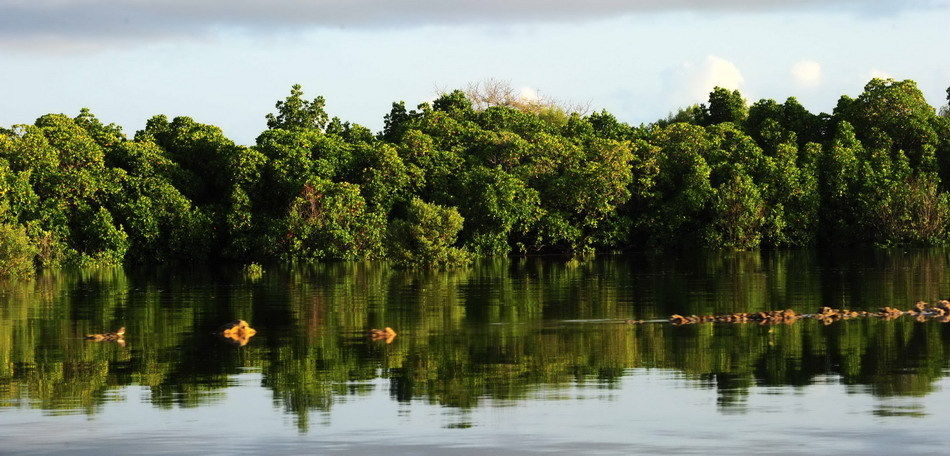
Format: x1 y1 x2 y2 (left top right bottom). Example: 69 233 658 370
834 79 940 171
432 90 474 117
641 123 715 246
382 101 423 142
703 87 747 125
352 142 421 214
387 198 470 267
265 84 330 131
277 178 384 261
71 206 129 265
75 108 125 148
746 97 824 146
394 129 463 202
818 122 864 242
654 104 706 128
585 110 641 141
450 166 541 254
255 128 355 206
707 170 764 249
760 133 820 246
0 222 36 278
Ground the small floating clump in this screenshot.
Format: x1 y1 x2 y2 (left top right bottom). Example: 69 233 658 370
85 327 125 342
369 327 397 344
85 326 125 347
908 300 950 322
242 263 264 280
219 320 257 346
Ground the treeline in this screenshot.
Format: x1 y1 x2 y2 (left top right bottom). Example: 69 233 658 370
1 79 949 275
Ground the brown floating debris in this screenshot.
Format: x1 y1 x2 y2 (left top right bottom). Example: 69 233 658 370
670 310 800 325
669 314 690 325
85 327 125 342
218 320 257 346
879 307 904 320
369 327 397 344
658 301 950 326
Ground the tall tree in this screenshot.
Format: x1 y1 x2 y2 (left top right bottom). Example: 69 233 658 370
266 84 330 131
703 87 747 125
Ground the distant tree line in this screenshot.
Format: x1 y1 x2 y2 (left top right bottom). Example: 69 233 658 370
1 79 949 276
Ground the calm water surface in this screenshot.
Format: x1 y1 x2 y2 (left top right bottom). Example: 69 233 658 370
2 250 950 454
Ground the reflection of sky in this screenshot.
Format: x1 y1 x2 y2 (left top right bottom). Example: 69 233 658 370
0 2 947 145
2 373 949 454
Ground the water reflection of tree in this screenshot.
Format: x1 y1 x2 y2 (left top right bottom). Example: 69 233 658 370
0 250 949 430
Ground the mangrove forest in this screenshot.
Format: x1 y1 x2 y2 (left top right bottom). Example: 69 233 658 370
1 79 949 277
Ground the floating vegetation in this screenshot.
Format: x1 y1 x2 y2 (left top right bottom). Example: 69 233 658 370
242 263 264 280
84 327 126 346
84 326 125 341
368 327 397 344
218 320 257 346
661 300 950 326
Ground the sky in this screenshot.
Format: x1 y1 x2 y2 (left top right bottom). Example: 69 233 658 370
1 0 948 145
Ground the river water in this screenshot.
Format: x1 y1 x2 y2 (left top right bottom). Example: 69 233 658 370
1 250 949 454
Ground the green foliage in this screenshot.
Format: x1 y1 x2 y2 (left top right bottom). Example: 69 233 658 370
703 87 747 125
265 84 330 131
0 80 947 273
432 90 474 117
865 174 950 245
242 262 264 279
75 108 125 147
387 198 470 267
255 128 354 207
818 122 864 242
746 97 824 146
654 104 706 128
0 222 37 279
706 171 764 249
761 139 820 246
382 101 420 142
352 143 419 214
452 166 542 254
641 123 715 246
24 222 65 269
71 206 129 265
279 178 384 261
834 79 940 170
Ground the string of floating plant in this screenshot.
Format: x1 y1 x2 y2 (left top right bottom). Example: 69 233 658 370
623 300 950 326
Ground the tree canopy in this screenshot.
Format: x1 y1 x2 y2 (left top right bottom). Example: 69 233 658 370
1 79 949 276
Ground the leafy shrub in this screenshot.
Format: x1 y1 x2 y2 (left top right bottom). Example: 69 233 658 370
387 198 470 268
0 223 36 279
279 178 384 261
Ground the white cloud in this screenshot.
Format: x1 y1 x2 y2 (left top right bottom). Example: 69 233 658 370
670 55 745 104
791 60 822 87
662 55 747 109
868 68 893 79
700 56 745 92
519 87 540 102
